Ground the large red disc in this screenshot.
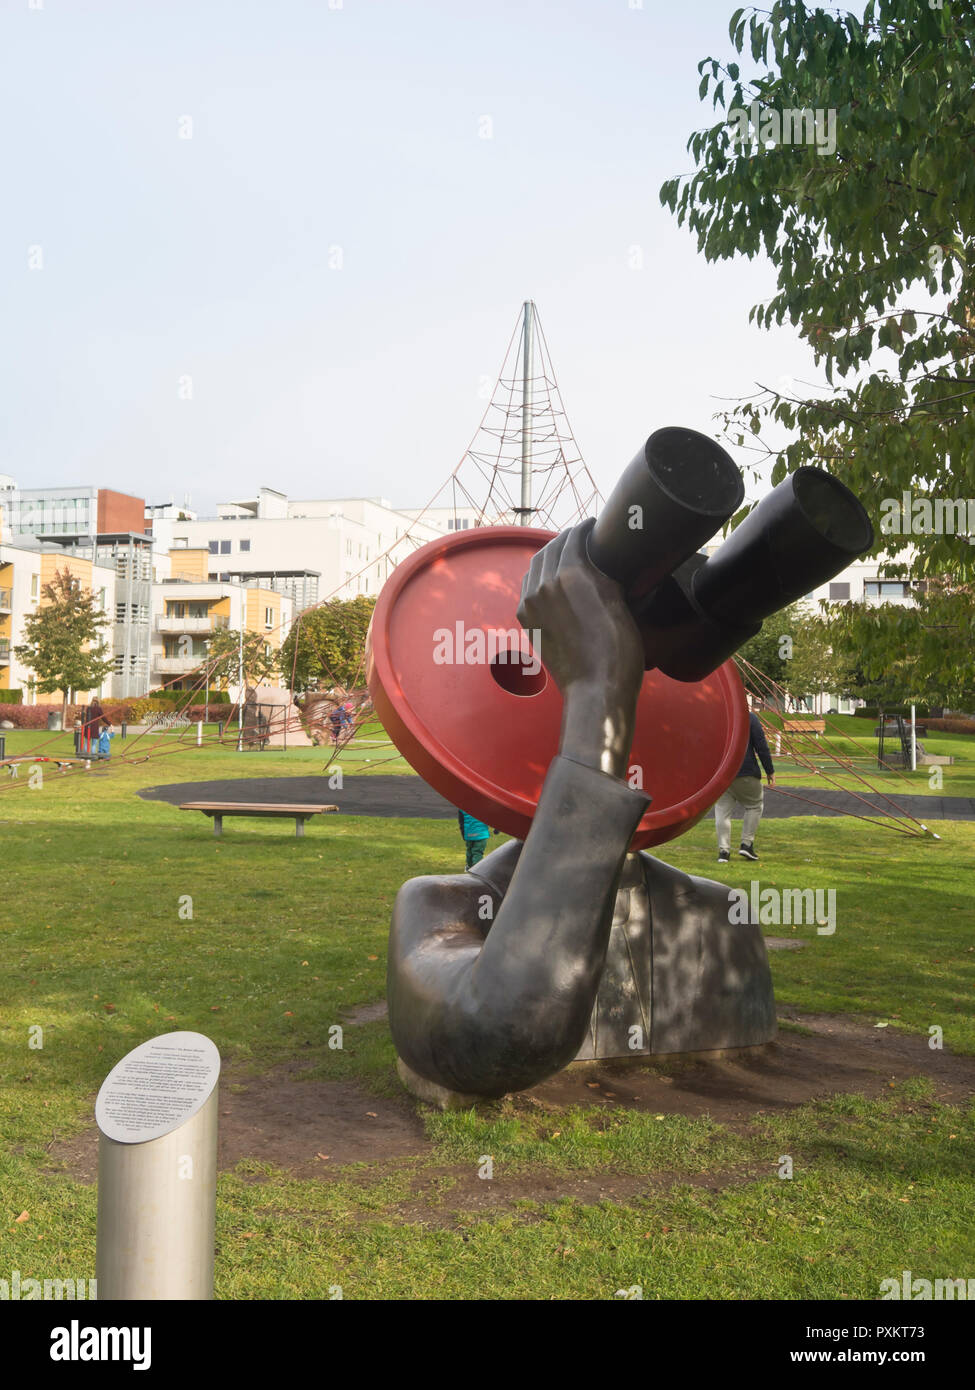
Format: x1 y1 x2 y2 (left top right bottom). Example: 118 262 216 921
366 526 749 851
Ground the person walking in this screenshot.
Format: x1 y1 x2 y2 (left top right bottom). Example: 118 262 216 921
457 809 491 870
715 709 775 863
83 698 104 757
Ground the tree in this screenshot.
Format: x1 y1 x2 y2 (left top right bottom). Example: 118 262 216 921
13 568 114 718
828 577 975 711
735 600 804 698
736 601 849 708
278 596 377 692
201 628 279 691
660 0 975 689
781 609 841 709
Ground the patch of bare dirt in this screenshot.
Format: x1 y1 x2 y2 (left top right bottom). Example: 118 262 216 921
48 1060 429 1184
527 1011 975 1125
45 1012 975 1199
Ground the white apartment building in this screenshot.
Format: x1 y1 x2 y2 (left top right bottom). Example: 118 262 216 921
157 488 481 610
806 552 917 610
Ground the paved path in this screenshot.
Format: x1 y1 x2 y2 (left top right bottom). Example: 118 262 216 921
138 776 975 822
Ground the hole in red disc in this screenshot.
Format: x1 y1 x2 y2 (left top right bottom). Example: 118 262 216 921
489 646 548 697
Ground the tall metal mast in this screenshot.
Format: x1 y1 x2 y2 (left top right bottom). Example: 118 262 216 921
520 300 534 525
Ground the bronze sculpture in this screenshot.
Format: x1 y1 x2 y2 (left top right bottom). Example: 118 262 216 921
368 431 874 1100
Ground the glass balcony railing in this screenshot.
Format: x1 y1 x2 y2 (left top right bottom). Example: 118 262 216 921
156 613 230 632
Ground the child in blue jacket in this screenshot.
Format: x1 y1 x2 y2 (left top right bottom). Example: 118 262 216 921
97 721 115 760
457 809 490 870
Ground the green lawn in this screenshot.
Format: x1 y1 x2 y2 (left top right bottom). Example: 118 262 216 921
5 709 974 794
1 737 973 1299
757 712 975 799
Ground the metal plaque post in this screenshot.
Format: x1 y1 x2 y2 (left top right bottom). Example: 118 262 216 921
95 1031 220 1300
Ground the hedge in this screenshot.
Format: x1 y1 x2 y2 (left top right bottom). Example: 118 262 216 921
924 718 975 736
148 688 230 707
0 703 62 729
853 705 931 719
0 689 23 704
0 701 137 728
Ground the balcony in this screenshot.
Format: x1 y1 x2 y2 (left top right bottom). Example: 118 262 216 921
156 615 229 634
0 588 11 612
154 655 205 674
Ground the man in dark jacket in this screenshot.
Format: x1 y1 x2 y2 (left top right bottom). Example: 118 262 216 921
714 709 775 863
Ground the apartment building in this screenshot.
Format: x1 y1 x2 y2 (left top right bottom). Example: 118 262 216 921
0 484 154 699
158 488 481 609
0 513 118 703
151 548 294 694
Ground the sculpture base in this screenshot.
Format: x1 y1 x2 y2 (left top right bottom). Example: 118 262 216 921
568 1038 775 1071
396 1039 777 1107
395 1057 482 1111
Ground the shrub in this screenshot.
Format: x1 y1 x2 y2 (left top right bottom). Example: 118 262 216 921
0 702 61 729
854 704 931 719
99 701 138 725
0 689 23 704
924 717 975 736
147 688 230 708
183 705 233 722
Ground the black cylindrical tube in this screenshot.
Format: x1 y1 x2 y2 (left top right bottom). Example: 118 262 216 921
587 427 744 597
692 468 874 626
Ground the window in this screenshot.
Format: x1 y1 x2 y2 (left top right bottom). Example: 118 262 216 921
239 539 251 552
346 540 352 555
265 606 273 629
220 540 231 555
208 541 219 554
865 581 907 599
30 575 39 600
219 572 230 582
829 582 850 600
208 572 218 581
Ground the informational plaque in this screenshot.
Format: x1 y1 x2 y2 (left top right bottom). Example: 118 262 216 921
95 1032 221 1144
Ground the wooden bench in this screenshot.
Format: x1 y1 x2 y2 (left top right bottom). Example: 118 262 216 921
781 719 826 735
179 801 339 837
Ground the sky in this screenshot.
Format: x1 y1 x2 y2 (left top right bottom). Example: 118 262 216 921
1 0 821 517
